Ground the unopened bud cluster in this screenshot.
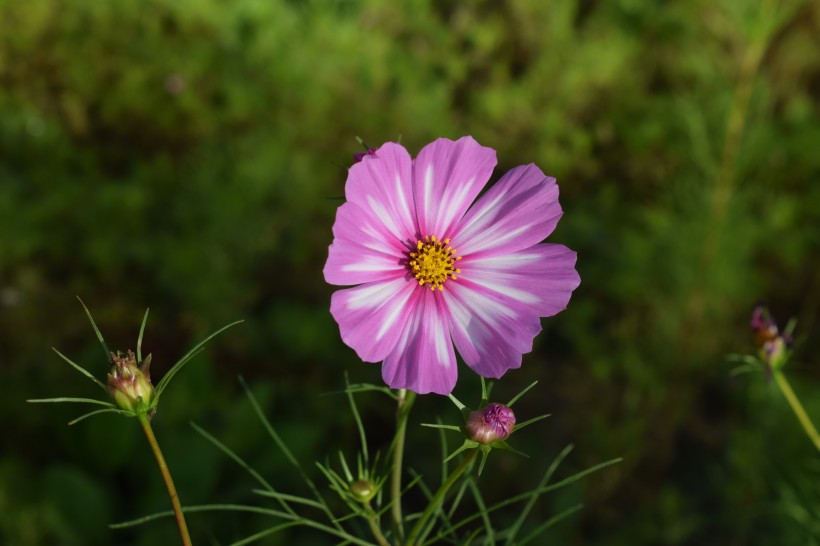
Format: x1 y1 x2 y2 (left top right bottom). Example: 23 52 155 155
750 306 792 370
466 403 516 445
107 350 155 415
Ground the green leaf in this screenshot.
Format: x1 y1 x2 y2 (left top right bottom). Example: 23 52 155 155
136 308 150 363
155 319 243 397
443 441 477 464
27 397 113 406
468 478 494 544
507 381 538 407
109 504 293 529
69 407 132 425
345 372 368 465
240 378 343 531
504 444 574 545
190 421 297 518
252 490 327 511
420 423 462 432
51 347 107 392
517 504 584 545
76 297 110 360
513 414 551 432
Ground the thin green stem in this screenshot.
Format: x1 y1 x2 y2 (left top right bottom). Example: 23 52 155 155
391 389 415 543
406 450 478 546
773 371 820 452
139 416 193 546
365 501 391 546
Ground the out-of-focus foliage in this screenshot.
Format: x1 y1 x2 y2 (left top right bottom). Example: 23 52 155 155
1 0 818 544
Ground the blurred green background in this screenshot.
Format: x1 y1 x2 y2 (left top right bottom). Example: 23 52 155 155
2 0 819 544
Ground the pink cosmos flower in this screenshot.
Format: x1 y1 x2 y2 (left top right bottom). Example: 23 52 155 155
324 136 580 395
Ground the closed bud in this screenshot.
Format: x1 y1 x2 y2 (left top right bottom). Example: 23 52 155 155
107 350 155 414
349 479 377 503
353 147 377 163
750 305 793 370
466 403 516 445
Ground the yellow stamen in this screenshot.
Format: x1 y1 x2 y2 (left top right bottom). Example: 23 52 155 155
408 235 461 291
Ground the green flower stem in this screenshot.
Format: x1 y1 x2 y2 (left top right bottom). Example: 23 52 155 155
391 389 416 543
139 415 193 546
365 501 390 546
773 370 820 452
405 449 478 546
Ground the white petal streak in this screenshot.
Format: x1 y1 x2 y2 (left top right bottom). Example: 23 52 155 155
347 276 408 310
424 164 433 219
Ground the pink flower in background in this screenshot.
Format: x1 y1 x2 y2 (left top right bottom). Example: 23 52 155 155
324 136 580 395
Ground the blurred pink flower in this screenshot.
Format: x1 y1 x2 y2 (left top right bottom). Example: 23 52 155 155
324 136 580 395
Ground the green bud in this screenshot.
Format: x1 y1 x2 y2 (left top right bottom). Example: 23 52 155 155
349 479 377 503
107 350 155 415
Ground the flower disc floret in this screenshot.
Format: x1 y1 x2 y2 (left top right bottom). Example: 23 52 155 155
409 235 461 291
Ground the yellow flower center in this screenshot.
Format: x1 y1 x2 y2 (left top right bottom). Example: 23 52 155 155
408 235 461 291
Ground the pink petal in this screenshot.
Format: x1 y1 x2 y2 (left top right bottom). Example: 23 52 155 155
324 201 407 286
412 137 497 239
458 244 580 317
330 275 419 363
453 164 562 257
382 289 458 395
345 142 417 247
444 279 543 379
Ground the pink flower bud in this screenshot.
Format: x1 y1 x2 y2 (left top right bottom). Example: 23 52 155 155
466 403 516 444
107 350 155 414
353 148 377 163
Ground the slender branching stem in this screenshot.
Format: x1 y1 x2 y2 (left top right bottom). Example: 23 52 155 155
391 389 415 543
139 415 193 546
405 449 478 546
773 371 820 452
365 500 391 546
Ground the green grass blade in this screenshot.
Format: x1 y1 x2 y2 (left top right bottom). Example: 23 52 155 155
229 521 303 546
109 504 294 528
27 397 113 406
51 347 107 391
136 308 150 363
240 376 340 527
76 297 110 359
438 418 449 485
190 422 296 517
512 414 551 433
334 383 398 400
421 423 461 432
252 490 326 510
468 478 494 545
504 444 573 546
506 381 538 407
408 468 455 541
155 320 243 396
338 451 353 482
69 407 130 425
423 457 621 545
156 347 204 397
517 504 583 546
446 475 471 520
345 372 368 465
447 393 466 411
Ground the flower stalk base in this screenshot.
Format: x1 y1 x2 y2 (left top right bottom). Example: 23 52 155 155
773 371 820 452
139 415 193 546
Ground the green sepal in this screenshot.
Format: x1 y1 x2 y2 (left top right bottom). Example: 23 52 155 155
444 440 479 464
